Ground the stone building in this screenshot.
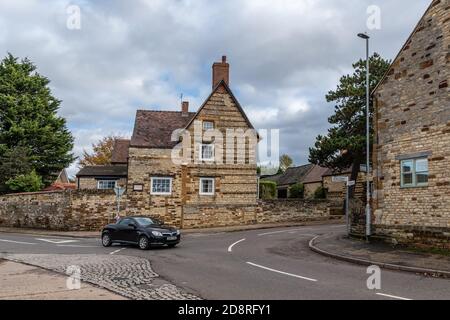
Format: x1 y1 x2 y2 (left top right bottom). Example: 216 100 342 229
371 0 450 248
95 56 259 226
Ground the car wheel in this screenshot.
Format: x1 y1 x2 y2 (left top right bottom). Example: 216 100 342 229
102 233 112 247
168 244 177 248
138 236 150 250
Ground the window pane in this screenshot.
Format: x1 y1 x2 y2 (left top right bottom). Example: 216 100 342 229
201 179 214 194
417 173 428 184
203 121 214 130
152 178 171 194
402 173 413 185
202 145 214 160
402 160 413 173
415 159 428 173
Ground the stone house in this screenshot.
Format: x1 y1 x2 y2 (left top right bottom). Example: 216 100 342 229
76 56 259 226
371 0 450 247
262 164 314 198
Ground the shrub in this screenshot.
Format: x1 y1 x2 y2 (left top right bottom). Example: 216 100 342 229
259 181 277 199
289 183 304 198
314 186 328 199
6 170 43 193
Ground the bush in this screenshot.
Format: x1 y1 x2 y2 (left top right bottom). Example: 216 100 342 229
289 183 304 198
313 186 328 199
259 181 277 199
6 170 43 193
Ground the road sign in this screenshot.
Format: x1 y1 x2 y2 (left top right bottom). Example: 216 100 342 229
114 186 125 197
347 180 356 187
332 176 348 183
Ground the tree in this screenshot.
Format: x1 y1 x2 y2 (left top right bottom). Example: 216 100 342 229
259 181 277 200
78 135 123 167
0 53 75 192
6 169 43 193
279 154 293 173
289 183 304 199
309 53 390 194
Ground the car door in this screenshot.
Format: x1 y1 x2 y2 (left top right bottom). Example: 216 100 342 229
123 218 139 243
116 218 134 242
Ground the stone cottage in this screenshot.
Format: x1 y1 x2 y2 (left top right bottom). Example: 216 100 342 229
371 0 450 248
77 56 259 227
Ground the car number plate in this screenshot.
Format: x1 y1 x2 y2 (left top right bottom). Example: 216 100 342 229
167 236 177 241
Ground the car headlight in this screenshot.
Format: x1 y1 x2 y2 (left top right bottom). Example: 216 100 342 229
176 230 181 235
152 231 163 237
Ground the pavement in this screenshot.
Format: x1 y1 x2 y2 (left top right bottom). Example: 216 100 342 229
0 259 126 300
310 232 450 278
1 223 449 300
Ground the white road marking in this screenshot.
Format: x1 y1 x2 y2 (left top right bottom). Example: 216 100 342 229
36 238 79 244
110 248 127 255
0 239 36 245
258 229 304 236
227 238 246 252
376 293 412 301
57 245 99 248
246 262 318 282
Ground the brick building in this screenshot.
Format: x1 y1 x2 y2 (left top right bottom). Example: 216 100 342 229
371 0 450 248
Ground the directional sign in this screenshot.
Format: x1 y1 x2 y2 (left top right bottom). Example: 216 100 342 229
347 180 356 187
332 176 348 183
114 186 125 197
36 238 79 244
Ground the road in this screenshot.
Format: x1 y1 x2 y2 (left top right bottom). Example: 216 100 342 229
1 224 449 300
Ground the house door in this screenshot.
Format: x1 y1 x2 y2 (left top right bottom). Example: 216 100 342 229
278 188 288 199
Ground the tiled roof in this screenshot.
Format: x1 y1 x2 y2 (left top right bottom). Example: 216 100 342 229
76 165 128 177
130 110 195 148
263 164 315 186
111 139 130 164
302 165 329 184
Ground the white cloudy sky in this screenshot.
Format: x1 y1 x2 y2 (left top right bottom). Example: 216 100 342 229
0 0 431 176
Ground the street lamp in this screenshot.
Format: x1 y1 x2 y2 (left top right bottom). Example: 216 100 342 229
358 32 371 239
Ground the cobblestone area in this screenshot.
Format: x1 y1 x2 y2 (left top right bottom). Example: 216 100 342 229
1 254 200 300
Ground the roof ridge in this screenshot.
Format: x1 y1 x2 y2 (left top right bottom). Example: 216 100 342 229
136 110 196 113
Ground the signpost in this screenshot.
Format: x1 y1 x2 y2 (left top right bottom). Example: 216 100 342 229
332 176 355 235
114 186 126 222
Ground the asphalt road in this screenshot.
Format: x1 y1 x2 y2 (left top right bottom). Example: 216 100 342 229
1 224 449 300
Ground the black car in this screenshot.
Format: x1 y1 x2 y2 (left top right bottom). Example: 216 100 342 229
101 216 181 250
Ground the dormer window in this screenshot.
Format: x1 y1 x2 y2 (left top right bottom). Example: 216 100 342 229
203 121 214 130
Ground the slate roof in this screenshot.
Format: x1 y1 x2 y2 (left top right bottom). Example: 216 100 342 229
76 165 128 177
263 164 315 187
302 165 329 184
111 139 130 164
130 111 196 148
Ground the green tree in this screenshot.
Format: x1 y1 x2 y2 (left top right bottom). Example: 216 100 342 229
6 169 43 193
309 53 390 194
0 53 75 192
313 186 328 199
259 181 277 200
289 183 304 199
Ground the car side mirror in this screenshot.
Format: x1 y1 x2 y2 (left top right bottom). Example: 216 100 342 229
128 223 136 229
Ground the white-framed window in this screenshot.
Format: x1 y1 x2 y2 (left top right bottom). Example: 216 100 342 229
401 158 429 188
200 144 215 161
200 178 215 196
203 121 214 130
97 180 117 190
151 177 172 195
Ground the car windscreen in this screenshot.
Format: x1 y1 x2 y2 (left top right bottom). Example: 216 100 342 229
134 217 155 227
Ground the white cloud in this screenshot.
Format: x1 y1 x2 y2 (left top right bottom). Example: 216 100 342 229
0 0 431 172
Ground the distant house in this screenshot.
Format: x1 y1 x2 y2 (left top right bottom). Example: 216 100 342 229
263 164 313 198
370 0 450 247
302 165 329 198
75 140 130 190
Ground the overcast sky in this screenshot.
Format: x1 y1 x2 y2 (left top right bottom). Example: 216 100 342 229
0 0 431 176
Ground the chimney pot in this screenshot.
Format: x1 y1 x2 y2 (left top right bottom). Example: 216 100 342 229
212 55 230 89
182 101 189 116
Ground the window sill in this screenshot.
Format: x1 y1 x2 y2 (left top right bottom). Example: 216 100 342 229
151 193 172 196
400 185 428 189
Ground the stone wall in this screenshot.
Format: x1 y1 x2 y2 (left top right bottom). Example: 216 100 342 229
0 191 335 231
369 0 450 247
0 190 119 231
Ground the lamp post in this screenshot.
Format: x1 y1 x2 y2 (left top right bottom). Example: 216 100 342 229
358 32 371 239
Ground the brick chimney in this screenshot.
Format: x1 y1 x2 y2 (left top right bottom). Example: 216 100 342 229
181 101 189 116
212 55 229 89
